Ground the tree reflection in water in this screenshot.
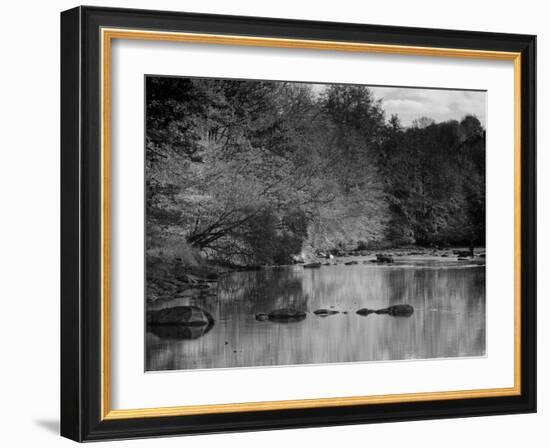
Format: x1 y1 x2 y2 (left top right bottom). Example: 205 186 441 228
146 264 485 371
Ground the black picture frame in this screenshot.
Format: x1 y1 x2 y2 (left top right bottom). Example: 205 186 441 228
61 5 536 442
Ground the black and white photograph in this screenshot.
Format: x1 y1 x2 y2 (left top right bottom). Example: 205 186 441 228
0 0 542 444
145 76 487 371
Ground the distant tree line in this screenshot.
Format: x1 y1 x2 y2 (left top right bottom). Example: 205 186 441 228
146 77 485 266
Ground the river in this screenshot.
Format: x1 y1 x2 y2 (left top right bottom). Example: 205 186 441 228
146 259 486 371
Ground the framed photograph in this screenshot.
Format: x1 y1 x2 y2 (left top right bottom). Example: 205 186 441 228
60 6 536 441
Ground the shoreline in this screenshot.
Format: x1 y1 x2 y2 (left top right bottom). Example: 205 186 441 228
146 246 485 304
263 246 485 269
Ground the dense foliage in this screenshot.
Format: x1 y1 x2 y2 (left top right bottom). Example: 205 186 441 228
146 77 485 266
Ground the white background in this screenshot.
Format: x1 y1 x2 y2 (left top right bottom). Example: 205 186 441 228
0 0 546 446
111 39 514 409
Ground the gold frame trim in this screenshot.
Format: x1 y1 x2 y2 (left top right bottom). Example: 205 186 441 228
100 28 522 421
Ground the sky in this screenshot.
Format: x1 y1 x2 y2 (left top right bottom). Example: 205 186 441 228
310 83 486 128
369 86 486 127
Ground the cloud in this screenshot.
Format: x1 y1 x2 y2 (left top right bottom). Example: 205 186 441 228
369 86 486 127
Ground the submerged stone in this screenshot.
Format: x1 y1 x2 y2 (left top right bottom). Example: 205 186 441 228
356 308 375 316
267 308 307 323
375 304 414 317
313 309 339 317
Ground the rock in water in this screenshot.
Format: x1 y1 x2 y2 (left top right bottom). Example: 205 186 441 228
146 306 215 339
376 253 394 263
147 305 215 327
344 261 359 265
313 309 339 317
268 308 307 323
375 304 414 317
453 249 474 257
356 308 375 316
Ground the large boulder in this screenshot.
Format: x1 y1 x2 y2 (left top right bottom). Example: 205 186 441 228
375 304 414 317
267 308 307 323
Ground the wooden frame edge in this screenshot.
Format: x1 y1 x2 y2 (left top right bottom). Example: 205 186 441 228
99 27 523 421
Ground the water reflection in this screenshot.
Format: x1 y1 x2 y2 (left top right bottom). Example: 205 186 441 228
146 264 485 371
147 322 214 340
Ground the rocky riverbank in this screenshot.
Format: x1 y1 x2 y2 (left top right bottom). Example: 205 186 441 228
146 246 486 304
146 256 225 304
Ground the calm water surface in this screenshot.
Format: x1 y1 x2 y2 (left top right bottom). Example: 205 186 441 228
146 262 485 371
